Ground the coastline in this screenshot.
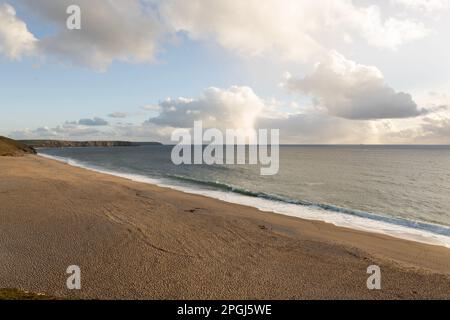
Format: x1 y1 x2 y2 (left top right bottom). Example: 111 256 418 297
1 155 450 299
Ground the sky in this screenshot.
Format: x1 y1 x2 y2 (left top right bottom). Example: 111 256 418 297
1 0 450 144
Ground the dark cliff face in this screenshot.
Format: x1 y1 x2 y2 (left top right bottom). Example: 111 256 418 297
19 140 162 148
0 136 37 156
20 140 134 148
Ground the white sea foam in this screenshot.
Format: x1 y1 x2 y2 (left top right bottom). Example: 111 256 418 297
38 153 450 249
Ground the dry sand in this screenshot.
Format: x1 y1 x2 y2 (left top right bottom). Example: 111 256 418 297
1 155 450 299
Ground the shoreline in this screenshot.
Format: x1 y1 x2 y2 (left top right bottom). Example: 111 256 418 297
38 152 450 249
1 155 450 299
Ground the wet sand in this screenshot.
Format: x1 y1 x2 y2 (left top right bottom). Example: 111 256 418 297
1 155 449 299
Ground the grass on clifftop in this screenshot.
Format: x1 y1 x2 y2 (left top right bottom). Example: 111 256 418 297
0 288 56 300
0 136 36 156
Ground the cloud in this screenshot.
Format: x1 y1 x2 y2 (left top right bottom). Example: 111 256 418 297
392 0 450 12
0 3 37 59
352 5 428 49
18 0 162 70
112 122 174 143
283 51 426 120
147 86 265 130
5 0 431 69
8 82 450 144
9 120 172 143
161 0 429 63
78 117 108 126
382 116 450 143
108 112 128 119
142 104 162 112
257 113 375 144
10 123 101 139
145 84 379 144
421 116 450 137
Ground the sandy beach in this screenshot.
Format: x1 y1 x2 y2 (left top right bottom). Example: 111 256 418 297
1 155 450 299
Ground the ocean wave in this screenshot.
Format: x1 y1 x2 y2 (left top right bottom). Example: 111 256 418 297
38 152 450 248
166 174 450 237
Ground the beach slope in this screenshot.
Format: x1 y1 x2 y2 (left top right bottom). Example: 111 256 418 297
1 155 449 299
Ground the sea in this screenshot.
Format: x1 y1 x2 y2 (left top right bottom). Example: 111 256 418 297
38 145 450 248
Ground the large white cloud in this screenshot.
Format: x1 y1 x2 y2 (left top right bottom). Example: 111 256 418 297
0 3 37 59
283 51 426 120
18 0 162 70
148 86 265 130
161 0 429 62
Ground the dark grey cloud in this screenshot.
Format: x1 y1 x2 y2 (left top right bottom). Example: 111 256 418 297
18 0 162 70
78 117 108 126
108 112 128 119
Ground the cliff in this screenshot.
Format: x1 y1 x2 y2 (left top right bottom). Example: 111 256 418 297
19 140 162 148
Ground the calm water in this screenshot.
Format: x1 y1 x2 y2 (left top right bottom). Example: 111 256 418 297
39 145 450 242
